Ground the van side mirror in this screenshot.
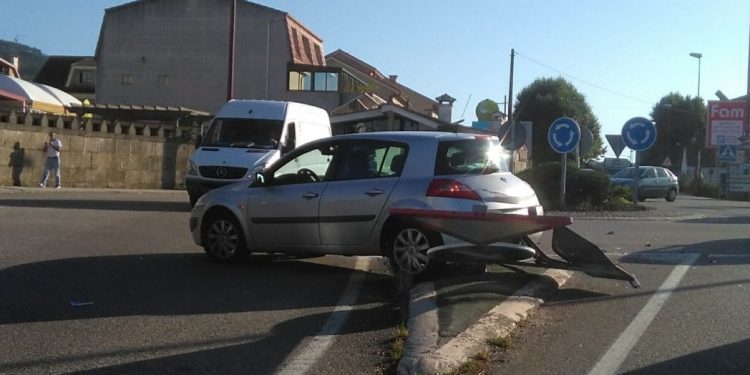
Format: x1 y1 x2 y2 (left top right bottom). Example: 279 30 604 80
282 122 296 154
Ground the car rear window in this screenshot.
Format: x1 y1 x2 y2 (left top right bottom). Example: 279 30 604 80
434 138 509 176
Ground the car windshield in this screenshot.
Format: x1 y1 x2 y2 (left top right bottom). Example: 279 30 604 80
612 167 648 178
435 138 509 175
201 118 284 149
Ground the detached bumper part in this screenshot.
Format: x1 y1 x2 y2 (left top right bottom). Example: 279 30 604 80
533 227 639 288
390 208 639 288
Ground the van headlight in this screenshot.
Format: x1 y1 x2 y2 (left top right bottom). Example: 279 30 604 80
187 160 198 176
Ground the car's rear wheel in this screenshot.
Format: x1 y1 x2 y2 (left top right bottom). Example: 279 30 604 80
203 213 248 262
388 225 443 276
666 188 677 202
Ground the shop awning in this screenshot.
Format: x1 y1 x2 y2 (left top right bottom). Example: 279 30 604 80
0 75 81 114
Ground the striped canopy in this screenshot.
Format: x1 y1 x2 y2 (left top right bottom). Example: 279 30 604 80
0 75 81 114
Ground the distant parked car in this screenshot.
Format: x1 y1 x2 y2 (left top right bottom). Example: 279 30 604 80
611 166 679 202
189 131 543 276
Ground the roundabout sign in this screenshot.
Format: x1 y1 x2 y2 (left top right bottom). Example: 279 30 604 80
548 117 581 154
621 116 656 205
621 117 656 152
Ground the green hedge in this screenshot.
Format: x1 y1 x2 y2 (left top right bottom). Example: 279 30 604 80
517 162 632 210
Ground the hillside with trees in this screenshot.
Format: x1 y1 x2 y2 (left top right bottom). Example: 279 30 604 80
0 39 47 80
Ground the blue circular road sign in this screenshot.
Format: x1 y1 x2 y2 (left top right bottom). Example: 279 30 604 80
621 117 656 151
548 117 581 154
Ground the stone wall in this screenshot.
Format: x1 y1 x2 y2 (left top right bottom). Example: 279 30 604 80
0 110 195 189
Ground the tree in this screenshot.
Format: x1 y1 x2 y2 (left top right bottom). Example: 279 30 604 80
513 77 605 165
645 93 706 169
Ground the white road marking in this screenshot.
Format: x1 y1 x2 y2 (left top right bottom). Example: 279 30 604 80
275 257 371 375
588 253 699 375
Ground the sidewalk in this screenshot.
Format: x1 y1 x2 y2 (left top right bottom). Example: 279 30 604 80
0 185 188 196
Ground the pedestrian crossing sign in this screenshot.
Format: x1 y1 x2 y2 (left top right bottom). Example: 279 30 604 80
719 144 738 162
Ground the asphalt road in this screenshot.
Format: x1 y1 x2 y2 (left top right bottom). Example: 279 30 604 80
0 188 399 374
489 195 750 374
5 188 749 374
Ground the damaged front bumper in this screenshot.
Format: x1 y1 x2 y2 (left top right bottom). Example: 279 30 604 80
390 208 639 288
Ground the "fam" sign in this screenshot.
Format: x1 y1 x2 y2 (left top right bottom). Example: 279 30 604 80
707 100 747 148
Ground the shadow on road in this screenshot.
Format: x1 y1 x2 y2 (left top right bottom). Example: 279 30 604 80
0 198 190 212
623 338 750 374
545 239 750 308
620 239 750 266
0 253 398 374
0 253 391 325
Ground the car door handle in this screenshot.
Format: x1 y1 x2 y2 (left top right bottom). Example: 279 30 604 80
302 192 319 199
365 189 385 197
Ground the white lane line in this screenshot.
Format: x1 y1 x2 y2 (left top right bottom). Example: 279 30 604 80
588 253 700 375
275 257 371 375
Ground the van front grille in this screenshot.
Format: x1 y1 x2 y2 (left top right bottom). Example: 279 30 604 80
199 166 248 179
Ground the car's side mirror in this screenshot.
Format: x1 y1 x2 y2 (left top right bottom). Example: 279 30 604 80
253 172 267 187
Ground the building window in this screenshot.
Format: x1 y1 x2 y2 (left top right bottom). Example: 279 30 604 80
121 74 133 85
79 71 94 84
291 29 301 60
158 74 169 86
288 71 312 91
314 45 323 65
288 64 353 92
314 72 338 92
302 37 312 63
341 72 363 93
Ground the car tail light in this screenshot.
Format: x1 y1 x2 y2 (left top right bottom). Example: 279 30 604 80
426 178 482 201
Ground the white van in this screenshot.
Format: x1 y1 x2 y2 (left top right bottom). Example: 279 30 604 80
186 100 332 206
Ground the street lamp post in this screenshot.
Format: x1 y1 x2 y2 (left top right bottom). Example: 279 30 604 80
689 52 702 98
689 52 703 194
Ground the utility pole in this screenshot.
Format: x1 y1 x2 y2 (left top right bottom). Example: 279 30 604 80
507 49 515 172
227 0 237 101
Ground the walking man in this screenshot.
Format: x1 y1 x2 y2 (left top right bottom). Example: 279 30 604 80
39 130 62 189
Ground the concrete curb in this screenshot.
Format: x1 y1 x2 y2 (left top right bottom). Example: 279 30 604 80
398 269 572 375
571 214 705 222
0 186 187 195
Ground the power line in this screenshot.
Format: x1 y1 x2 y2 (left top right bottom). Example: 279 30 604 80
514 51 653 106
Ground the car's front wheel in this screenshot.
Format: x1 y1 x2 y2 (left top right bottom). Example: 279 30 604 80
203 213 248 262
666 188 677 202
387 225 443 276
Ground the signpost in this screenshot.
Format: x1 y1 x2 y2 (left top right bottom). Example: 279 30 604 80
719 144 738 163
576 127 593 168
605 134 626 159
707 101 747 148
548 117 581 208
622 117 657 204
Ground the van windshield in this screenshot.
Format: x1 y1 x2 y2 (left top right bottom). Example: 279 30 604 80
201 118 284 149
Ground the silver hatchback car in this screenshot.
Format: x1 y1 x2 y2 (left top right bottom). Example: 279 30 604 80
611 166 679 202
189 131 543 275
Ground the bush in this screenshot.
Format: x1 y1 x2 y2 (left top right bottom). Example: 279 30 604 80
517 162 631 210
697 181 720 198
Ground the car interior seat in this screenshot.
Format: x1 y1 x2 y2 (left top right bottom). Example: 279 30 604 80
448 152 466 169
340 149 372 179
389 153 406 175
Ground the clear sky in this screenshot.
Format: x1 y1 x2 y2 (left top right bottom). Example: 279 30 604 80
2 1 748 157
